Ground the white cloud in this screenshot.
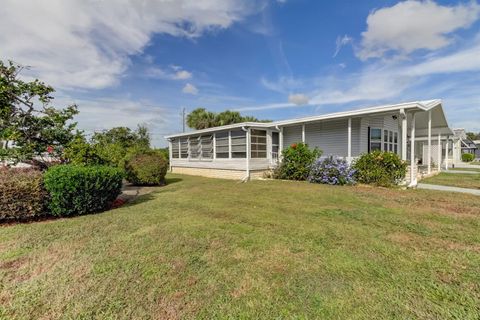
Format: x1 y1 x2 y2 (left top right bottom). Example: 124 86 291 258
182 83 199 95
261 76 303 93
146 66 192 80
358 0 480 60
0 0 261 89
174 70 192 80
333 34 353 57
288 93 309 105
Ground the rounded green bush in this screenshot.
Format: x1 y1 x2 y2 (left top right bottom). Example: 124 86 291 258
124 152 168 186
274 143 322 180
462 153 474 162
353 151 407 187
44 164 123 216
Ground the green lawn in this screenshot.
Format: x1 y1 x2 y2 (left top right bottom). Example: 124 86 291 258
1 174 480 319
422 172 480 189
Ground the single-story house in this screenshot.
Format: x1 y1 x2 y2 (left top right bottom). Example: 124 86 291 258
453 129 479 159
166 100 459 186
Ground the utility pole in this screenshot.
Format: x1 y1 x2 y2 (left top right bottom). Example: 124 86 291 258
181 107 186 132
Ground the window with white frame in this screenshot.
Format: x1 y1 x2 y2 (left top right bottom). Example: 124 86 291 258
230 130 246 158
370 128 398 153
171 138 179 158
369 128 382 151
215 132 229 158
250 129 267 158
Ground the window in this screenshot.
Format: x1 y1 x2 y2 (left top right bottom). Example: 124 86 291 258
200 135 213 159
251 129 267 158
180 138 188 158
272 132 279 155
230 130 246 158
171 138 179 158
370 128 382 151
215 132 229 158
394 132 398 154
189 136 200 159
384 130 389 152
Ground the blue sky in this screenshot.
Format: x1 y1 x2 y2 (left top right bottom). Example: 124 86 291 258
1 0 479 146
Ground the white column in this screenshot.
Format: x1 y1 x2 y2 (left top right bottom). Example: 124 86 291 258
228 131 232 159
409 113 416 186
246 128 251 179
279 127 284 155
427 110 432 174
302 124 305 143
213 133 216 160
437 133 441 172
401 109 407 161
445 136 449 170
168 140 173 172
347 118 352 163
267 130 272 161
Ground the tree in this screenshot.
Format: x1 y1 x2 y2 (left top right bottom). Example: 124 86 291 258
186 108 269 130
0 60 78 167
89 125 151 168
186 108 216 130
466 132 480 140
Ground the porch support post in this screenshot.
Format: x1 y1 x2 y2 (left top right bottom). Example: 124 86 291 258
445 135 449 170
347 118 352 163
279 127 284 156
246 128 251 180
427 110 432 174
409 112 416 186
168 140 172 172
401 109 407 161
437 133 441 172
213 133 216 160
228 131 232 159
302 124 305 143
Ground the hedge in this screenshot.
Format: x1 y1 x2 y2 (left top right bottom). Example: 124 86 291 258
43 165 123 216
0 168 46 220
124 152 168 186
462 153 474 162
353 151 407 187
274 143 322 180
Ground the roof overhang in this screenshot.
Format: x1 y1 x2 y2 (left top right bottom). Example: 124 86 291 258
165 122 273 139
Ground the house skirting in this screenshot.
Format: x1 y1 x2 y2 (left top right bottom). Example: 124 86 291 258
171 166 268 180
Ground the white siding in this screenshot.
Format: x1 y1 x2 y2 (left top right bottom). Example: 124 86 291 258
170 158 271 170
283 125 302 148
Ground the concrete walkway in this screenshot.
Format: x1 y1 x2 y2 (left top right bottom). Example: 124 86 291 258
442 170 480 174
417 183 480 196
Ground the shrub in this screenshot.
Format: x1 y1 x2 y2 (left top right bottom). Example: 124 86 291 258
308 158 356 185
462 153 474 162
124 151 168 186
0 168 47 220
353 151 407 187
44 165 123 216
274 143 322 180
64 136 105 166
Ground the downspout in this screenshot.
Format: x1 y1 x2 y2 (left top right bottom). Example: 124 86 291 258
241 126 250 182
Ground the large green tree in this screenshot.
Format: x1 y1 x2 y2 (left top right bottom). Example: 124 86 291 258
0 60 78 167
186 108 269 130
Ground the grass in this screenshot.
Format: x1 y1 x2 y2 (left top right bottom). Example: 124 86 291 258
1 174 480 319
422 172 480 189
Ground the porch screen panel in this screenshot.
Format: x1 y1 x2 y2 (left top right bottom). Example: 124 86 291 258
215 132 229 158
189 136 200 159
171 138 179 158
251 129 267 158
231 130 246 158
272 132 279 155
180 138 188 158
200 135 213 159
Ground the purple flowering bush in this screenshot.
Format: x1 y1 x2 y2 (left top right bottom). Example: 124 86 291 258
308 157 356 185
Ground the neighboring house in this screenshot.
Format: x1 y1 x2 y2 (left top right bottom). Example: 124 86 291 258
474 141 480 159
453 129 479 159
166 100 458 186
